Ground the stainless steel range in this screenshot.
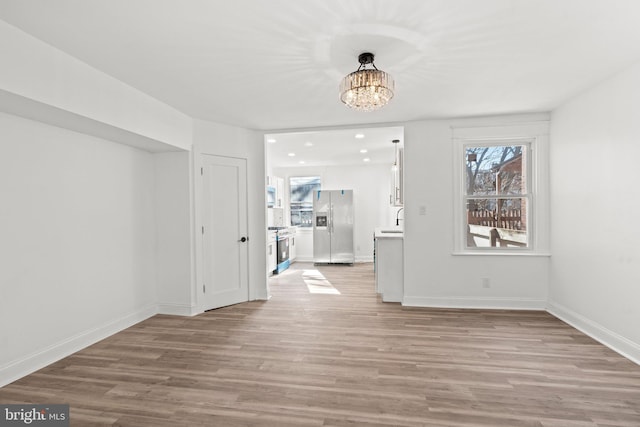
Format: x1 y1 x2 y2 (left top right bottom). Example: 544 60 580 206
268 227 295 274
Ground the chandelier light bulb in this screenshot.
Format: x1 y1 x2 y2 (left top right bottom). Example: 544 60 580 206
339 52 394 112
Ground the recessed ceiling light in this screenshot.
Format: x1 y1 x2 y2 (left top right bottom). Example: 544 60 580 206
363 158 371 162
355 133 365 139
267 138 276 143
360 149 368 153
304 141 313 147
299 160 305 164
288 152 296 157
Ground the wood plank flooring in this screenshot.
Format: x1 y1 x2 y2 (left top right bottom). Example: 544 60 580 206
1 262 639 426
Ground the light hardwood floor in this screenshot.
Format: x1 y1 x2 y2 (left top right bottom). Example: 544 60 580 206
1 262 639 426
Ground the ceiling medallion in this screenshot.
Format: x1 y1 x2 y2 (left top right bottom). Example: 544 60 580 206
339 52 394 112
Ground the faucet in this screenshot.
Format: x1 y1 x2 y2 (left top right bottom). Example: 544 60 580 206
395 207 404 226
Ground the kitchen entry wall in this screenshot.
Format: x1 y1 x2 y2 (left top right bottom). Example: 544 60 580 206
273 163 395 262
193 119 268 304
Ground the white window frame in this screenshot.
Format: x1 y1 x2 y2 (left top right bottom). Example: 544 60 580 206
289 175 321 228
452 123 550 256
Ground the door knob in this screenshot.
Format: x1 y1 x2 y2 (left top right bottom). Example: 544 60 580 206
238 236 248 242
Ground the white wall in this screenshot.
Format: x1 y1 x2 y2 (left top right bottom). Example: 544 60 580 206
0 20 198 386
155 152 194 315
192 119 267 304
0 20 192 151
273 163 395 262
549 60 640 363
0 112 157 386
403 118 550 309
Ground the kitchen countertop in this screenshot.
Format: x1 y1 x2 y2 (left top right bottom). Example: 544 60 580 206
374 227 404 239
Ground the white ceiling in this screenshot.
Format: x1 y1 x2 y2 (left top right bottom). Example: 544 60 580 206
266 126 404 168
2 0 640 134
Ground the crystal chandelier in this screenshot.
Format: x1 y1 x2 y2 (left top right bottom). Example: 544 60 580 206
339 52 394 112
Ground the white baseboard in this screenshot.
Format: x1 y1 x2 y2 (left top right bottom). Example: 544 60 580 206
0 304 157 388
293 257 373 263
402 295 546 310
157 303 198 316
547 300 640 365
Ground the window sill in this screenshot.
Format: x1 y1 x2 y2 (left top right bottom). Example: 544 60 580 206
452 251 551 257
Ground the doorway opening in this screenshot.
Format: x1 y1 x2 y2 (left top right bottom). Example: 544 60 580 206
263 126 404 294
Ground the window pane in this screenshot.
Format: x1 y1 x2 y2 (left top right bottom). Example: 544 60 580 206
466 145 525 196
466 198 528 248
290 176 320 227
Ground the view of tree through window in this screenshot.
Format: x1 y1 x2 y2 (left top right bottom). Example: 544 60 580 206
465 144 529 248
290 176 321 227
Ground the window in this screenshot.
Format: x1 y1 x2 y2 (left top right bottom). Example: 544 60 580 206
452 122 549 255
465 143 530 248
289 176 320 227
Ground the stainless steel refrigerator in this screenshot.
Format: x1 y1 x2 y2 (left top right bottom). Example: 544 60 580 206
313 189 354 264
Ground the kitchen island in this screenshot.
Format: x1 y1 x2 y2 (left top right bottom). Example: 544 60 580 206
374 228 403 303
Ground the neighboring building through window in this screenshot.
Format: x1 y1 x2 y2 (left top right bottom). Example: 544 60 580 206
465 143 529 248
452 121 549 255
290 176 320 227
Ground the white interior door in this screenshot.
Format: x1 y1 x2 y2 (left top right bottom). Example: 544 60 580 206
201 154 249 310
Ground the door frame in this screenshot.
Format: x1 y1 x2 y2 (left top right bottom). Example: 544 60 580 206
193 151 252 314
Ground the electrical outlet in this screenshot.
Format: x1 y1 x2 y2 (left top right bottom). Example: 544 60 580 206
481 278 490 288
418 205 427 215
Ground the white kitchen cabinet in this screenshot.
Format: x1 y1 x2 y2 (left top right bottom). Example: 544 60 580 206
266 175 285 208
293 228 313 262
374 228 403 302
289 231 297 262
390 147 403 206
267 231 277 274
275 176 284 208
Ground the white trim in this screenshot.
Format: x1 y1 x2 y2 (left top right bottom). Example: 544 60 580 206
0 90 189 153
0 304 157 388
448 114 550 129
547 300 640 366
402 296 546 310
451 251 551 257
291 257 373 263
295 227 314 233
157 303 198 316
194 151 254 312
451 121 550 138
452 121 550 255
381 290 403 303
